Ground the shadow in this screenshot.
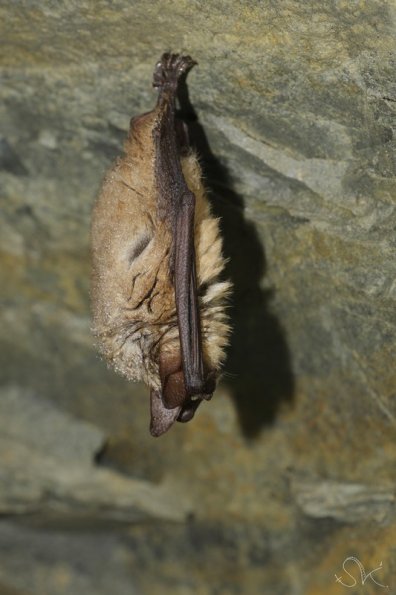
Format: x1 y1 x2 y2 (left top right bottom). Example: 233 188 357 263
176 75 295 440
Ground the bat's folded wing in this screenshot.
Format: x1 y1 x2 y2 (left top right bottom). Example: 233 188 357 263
174 190 205 396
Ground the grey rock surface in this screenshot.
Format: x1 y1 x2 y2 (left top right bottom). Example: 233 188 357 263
0 1 395 593
291 476 395 523
0 386 190 522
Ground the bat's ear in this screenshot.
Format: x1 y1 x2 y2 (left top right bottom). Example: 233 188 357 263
149 389 181 437
149 351 187 436
153 351 216 433
159 352 187 409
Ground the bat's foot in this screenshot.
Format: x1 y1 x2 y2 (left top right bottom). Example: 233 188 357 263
153 53 196 91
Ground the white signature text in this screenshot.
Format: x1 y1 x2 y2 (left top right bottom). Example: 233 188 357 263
335 556 389 589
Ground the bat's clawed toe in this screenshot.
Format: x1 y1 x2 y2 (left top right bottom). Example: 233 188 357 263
153 52 197 90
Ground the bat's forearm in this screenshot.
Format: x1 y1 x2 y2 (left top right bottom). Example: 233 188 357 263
174 191 205 396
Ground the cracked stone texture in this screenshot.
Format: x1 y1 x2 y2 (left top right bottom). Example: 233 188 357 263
0 1 395 594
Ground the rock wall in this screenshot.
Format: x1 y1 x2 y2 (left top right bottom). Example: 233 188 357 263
1 1 395 593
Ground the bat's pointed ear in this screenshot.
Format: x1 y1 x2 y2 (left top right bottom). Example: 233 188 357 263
159 352 187 409
149 389 181 437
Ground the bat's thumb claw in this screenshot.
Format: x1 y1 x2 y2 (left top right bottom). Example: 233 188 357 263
177 397 203 423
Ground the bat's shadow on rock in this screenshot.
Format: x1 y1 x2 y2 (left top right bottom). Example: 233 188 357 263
177 79 295 440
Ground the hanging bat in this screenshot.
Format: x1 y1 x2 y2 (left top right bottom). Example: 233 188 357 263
91 53 231 436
